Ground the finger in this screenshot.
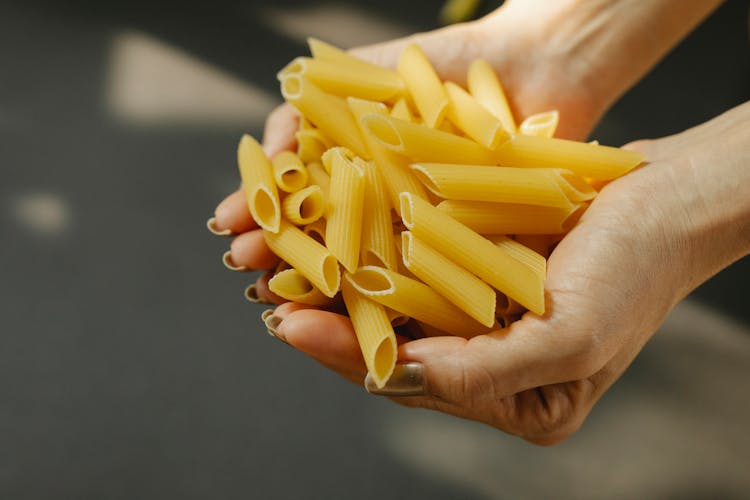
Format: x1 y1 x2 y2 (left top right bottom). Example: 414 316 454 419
250 271 287 305
211 189 258 235
225 229 280 271
262 103 299 159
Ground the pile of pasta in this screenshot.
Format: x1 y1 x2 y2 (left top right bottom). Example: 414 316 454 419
238 38 643 388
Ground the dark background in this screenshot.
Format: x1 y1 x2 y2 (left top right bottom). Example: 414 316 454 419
1 1 749 499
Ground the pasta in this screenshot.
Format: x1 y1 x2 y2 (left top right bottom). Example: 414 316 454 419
296 129 331 164
400 192 545 315
303 218 327 245
323 147 366 272
390 98 415 122
281 184 324 225
397 44 449 128
466 59 516 132
358 158 399 270
272 151 309 193
341 276 397 389
346 266 491 339
519 110 559 138
237 134 281 233
268 268 335 306
444 81 510 149
305 161 330 200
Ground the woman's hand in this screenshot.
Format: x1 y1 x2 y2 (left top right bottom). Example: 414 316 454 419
268 101 750 444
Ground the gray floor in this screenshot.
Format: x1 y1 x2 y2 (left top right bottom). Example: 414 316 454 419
1 1 749 499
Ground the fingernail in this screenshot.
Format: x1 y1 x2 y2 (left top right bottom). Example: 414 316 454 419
207 217 233 236
263 313 287 344
365 362 425 397
244 284 270 304
222 251 249 272
261 308 275 321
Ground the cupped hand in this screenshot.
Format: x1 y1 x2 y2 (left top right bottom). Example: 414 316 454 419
270 101 750 444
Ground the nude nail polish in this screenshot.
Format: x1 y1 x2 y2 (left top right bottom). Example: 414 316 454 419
263 313 287 343
222 251 249 272
365 363 425 396
206 217 233 236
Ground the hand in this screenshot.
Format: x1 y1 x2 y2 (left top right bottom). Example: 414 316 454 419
268 100 750 444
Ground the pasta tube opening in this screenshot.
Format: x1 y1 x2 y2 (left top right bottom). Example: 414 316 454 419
360 114 402 149
372 337 397 384
282 185 324 225
519 110 559 138
281 74 303 99
347 266 395 296
251 186 280 233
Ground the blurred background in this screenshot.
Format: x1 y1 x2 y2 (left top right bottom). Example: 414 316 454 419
1 1 749 499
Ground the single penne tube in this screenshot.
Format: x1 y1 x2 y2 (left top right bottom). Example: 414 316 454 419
397 44 449 128
263 219 341 297
541 169 597 202
385 307 410 327
360 114 496 165
411 163 574 209
237 134 281 233
467 59 516 132
296 129 331 164
486 235 546 282
306 161 330 200
401 231 496 327
281 75 368 158
346 266 490 338
390 98 415 122
341 276 397 389
437 199 585 234
303 218 327 245
268 268 335 306
272 151 309 193
347 98 429 211
519 110 559 138
358 158 399 270
278 56 404 102
444 81 510 149
323 147 366 272
400 192 545 314
281 184 324 225
493 134 644 180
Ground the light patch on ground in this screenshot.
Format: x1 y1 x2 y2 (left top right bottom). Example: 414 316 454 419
106 30 280 127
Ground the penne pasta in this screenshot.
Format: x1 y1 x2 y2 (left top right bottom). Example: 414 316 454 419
263 219 341 297
278 56 404 102
296 129 331 164
411 163 574 208
437 199 585 235
466 59 516 132
545 169 597 202
444 81 510 149
486 235 547 282
303 218 327 245
358 158 399 270
323 147 366 272
347 98 429 212
341 276 397 389
519 110 559 138
385 307 410 327
272 151 309 193
282 184 324 225
268 268 335 306
401 231 496 327
281 75 368 158
390 98 415 122
237 134 281 233
360 114 496 165
306 161 330 201
513 234 558 259
400 192 545 315
346 266 490 338
493 134 644 180
397 44 450 128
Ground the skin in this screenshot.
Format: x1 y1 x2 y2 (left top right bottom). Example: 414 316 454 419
211 0 748 444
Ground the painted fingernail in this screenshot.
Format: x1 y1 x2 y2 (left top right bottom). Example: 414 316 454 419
263 313 287 344
207 217 233 236
365 363 425 397
222 251 249 272
261 308 275 321
244 284 270 304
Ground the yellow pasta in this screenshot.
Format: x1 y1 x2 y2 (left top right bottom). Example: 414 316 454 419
401 231 496 327
296 129 331 164
397 44 449 128
390 98 415 122
486 235 546 282
278 56 404 102
411 163 574 208
303 218 327 246
263 219 341 297
467 59 516 132
347 266 490 338
281 184 324 225
493 134 644 180
272 151 309 193
341 276 397 389
546 169 597 202
268 268 335 306
400 192 545 315
519 110 559 138
513 234 557 259
347 97 428 212
323 147 366 272
437 199 586 234
281 75 368 158
306 161 330 200
360 114 496 165
237 134 281 233
444 81 510 149
358 158 399 270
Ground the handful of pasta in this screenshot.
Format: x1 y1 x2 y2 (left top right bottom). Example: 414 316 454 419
238 39 643 388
